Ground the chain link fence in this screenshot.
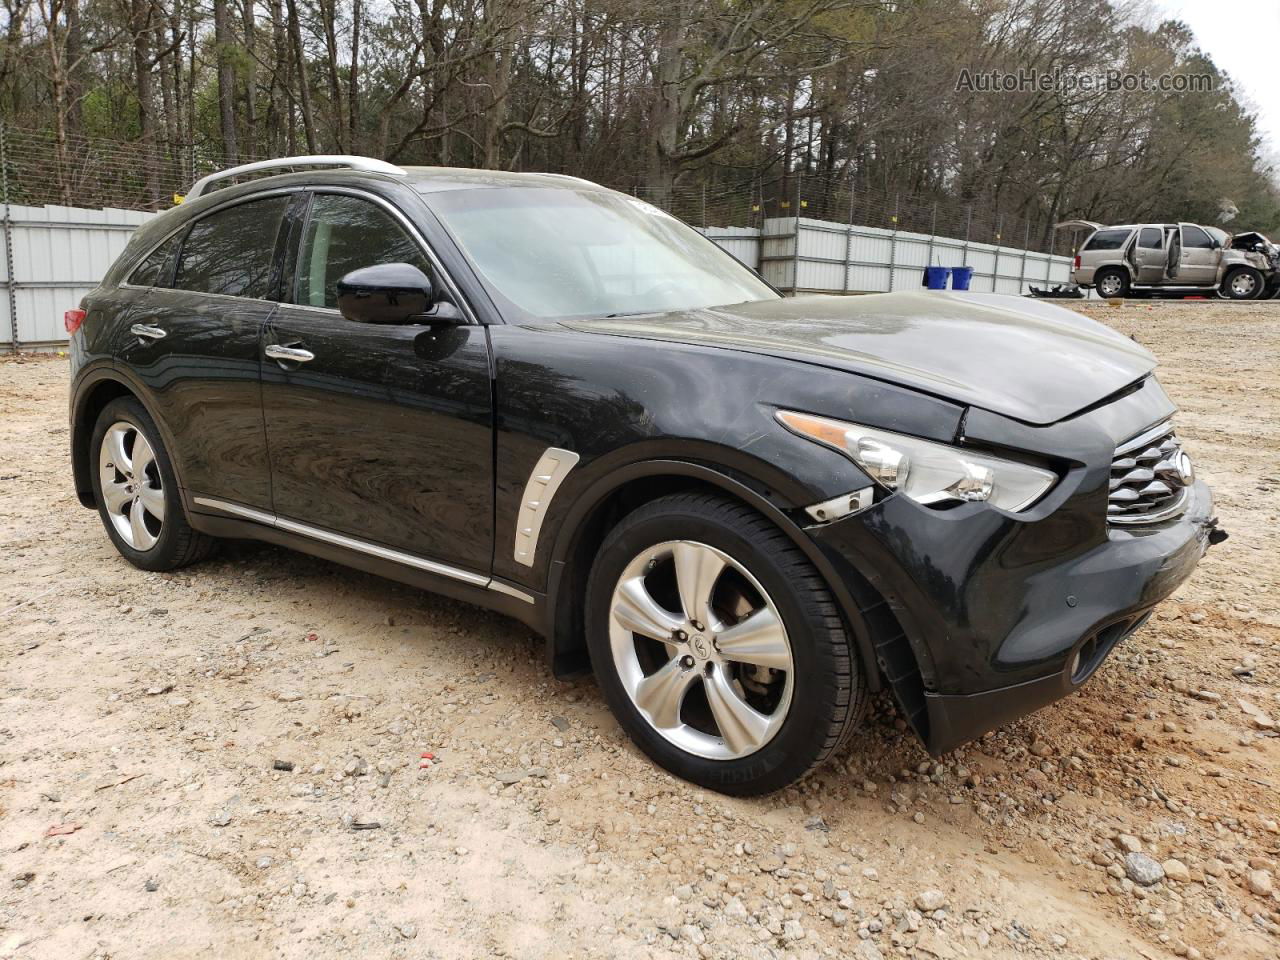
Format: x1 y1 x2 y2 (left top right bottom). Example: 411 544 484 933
1 124 1064 256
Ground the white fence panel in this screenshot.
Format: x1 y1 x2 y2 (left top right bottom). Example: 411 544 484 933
698 226 760 268
2 203 153 348
738 216 1072 297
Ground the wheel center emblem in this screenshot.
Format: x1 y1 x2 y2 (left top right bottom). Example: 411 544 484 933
690 635 710 659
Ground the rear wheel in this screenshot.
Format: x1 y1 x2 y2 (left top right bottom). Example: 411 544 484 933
90 397 215 571
1221 266 1263 300
585 493 866 795
1094 267 1129 299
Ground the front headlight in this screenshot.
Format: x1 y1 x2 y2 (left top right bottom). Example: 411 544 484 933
777 410 1056 512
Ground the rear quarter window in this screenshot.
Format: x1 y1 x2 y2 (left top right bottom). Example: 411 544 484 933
1083 229 1131 251
128 232 182 287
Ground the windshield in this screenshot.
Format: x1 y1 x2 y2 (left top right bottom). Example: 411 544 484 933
422 186 777 320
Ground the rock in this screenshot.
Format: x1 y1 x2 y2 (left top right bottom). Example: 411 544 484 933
144 877 159 892
782 919 805 941
1029 741 1052 757
915 889 947 911
757 855 784 873
674 884 693 902
550 716 570 732
724 896 749 920
275 690 304 702
397 923 418 940
1162 859 1190 882
1192 690 1221 703
1124 852 1164 886
1115 834 1142 853
494 769 525 785
1247 870 1273 897
854 941 885 960
209 810 232 827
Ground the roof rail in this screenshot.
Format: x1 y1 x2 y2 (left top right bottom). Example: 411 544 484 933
187 155 407 199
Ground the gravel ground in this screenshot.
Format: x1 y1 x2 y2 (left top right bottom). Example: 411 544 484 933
1 300 1278 960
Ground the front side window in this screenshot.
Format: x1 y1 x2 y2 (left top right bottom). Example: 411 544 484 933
129 232 182 287
173 195 290 299
296 194 433 309
1083 229 1131 252
422 186 777 320
1182 225 1214 249
1137 227 1162 249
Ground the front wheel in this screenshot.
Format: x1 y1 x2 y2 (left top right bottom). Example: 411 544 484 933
585 493 866 795
1221 266 1263 300
89 397 215 571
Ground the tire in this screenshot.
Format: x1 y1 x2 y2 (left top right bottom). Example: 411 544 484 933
89 397 215 571
585 493 867 796
1220 266 1263 300
1094 267 1129 299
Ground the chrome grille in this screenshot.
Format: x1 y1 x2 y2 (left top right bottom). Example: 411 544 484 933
1108 421 1192 524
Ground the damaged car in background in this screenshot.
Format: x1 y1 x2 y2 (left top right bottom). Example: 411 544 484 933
1062 220 1280 300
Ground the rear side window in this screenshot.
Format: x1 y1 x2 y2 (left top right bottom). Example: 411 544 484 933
296 194 433 309
1083 229 1131 251
174 196 290 299
1137 228 1163 249
129 232 182 287
1182 225 1214 249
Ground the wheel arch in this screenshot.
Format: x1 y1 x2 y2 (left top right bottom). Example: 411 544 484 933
71 370 187 509
543 458 884 693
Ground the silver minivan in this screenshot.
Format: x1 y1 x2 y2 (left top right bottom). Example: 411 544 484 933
1062 220 1278 300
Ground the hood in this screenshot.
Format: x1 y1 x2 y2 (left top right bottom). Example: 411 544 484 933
559 291 1156 426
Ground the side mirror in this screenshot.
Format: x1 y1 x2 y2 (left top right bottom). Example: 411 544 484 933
336 263 436 325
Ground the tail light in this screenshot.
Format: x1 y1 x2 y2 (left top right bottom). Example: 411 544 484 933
1073 255 1081 269
64 308 86 334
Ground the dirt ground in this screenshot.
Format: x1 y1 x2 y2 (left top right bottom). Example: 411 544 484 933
1 300 1278 960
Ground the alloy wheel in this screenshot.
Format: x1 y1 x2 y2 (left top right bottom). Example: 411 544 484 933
98 421 165 550
608 540 794 760
1098 273 1123 296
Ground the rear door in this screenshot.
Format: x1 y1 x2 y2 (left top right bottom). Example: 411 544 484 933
1131 226 1166 284
1178 224 1218 285
260 188 493 573
119 193 291 511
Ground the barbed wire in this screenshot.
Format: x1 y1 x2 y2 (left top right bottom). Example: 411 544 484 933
0 125 1063 254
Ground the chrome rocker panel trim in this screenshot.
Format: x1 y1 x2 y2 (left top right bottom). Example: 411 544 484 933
191 496 534 603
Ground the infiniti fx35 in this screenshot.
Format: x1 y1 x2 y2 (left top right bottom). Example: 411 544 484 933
68 157 1223 795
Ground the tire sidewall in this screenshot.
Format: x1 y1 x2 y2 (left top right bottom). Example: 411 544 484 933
1096 268 1129 298
89 398 188 571
1222 267 1261 300
585 504 849 794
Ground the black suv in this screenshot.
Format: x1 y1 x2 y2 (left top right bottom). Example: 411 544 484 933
68 157 1223 795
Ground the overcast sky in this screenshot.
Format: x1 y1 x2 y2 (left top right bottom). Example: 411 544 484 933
1142 0 1280 165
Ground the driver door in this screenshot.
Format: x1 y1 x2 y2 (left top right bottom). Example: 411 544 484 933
261 189 493 573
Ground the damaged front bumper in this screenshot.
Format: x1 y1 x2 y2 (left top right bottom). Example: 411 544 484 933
807 476 1222 756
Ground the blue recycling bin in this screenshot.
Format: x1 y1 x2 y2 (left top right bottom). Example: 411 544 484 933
951 266 974 290
923 266 950 290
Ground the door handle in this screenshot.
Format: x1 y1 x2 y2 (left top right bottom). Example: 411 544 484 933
265 344 315 364
130 323 166 341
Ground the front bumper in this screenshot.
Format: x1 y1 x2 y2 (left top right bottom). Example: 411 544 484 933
808 477 1219 755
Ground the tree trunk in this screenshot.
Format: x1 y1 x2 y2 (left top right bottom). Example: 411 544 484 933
213 0 238 164
646 3 686 203
348 0 360 150
285 0 317 152
130 0 160 201
243 0 258 155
